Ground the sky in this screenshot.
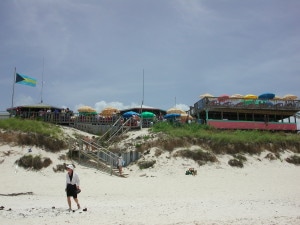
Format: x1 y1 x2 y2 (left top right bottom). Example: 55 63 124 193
0 0 299 113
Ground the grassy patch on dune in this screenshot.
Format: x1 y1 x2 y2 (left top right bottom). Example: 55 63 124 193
0 118 63 138
0 118 67 151
151 122 300 154
152 122 299 143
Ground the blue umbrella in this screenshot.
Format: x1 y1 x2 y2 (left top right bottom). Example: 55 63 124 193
123 111 140 118
164 113 181 119
258 93 275 100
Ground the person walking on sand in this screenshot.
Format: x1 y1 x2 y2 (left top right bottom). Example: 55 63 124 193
84 136 91 151
66 164 81 211
117 154 123 176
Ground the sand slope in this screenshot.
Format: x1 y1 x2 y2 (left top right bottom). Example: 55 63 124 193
0 128 299 225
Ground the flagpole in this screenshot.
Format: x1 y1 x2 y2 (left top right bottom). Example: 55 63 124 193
140 69 144 129
11 67 16 109
40 57 44 103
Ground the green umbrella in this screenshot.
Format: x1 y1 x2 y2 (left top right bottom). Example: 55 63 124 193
141 111 155 118
79 111 97 116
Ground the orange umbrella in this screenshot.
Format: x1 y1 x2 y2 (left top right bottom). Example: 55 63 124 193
100 107 120 116
78 106 96 113
180 113 193 120
283 94 297 100
230 94 244 99
199 93 214 99
167 108 185 114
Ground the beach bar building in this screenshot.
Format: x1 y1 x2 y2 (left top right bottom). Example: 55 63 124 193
191 94 300 132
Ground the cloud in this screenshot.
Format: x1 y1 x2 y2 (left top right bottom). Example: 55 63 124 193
0 0 299 114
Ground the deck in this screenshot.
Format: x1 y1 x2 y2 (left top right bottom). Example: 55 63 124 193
192 97 300 131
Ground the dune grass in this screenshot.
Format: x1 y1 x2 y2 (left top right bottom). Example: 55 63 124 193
151 122 300 145
0 118 63 139
0 118 67 151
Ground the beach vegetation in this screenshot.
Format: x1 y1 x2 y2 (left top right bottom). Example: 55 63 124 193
174 149 218 164
233 154 247 162
143 135 151 140
138 160 156 169
228 158 244 168
16 154 52 170
0 118 67 151
285 155 300 165
53 163 70 172
264 152 278 160
150 123 300 154
0 118 63 138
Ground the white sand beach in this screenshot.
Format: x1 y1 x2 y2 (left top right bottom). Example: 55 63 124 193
0 128 300 225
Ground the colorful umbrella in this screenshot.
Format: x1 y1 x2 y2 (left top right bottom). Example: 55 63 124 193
141 111 155 118
164 113 181 119
100 107 120 116
180 113 193 120
218 94 230 102
244 94 258 99
273 96 282 100
167 108 185 114
199 93 214 99
283 94 297 100
258 93 275 100
123 111 140 118
78 106 96 113
230 94 244 99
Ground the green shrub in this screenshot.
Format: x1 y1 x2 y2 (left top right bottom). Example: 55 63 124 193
233 154 247 162
0 118 67 152
0 118 63 138
175 149 218 163
16 154 52 170
17 133 67 152
285 155 300 165
53 163 69 172
228 159 244 168
138 160 156 169
151 122 300 154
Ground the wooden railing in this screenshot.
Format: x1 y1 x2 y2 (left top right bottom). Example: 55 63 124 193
195 97 300 111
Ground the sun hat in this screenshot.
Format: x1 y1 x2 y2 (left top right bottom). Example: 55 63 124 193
66 164 74 170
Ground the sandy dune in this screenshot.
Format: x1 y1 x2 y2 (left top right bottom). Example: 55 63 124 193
0 128 299 225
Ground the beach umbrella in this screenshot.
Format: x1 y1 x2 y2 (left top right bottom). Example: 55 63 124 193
141 111 155 119
167 108 185 114
78 106 96 113
180 113 193 120
230 94 244 99
273 96 282 100
199 93 214 99
164 113 181 119
79 111 97 116
283 94 297 100
244 94 258 99
218 94 230 102
100 107 120 116
123 111 140 118
258 93 275 100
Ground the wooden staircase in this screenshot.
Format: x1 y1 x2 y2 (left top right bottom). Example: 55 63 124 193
69 117 138 177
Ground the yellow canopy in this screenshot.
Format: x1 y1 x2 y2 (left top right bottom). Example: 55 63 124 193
78 106 96 113
199 93 214 99
100 107 120 116
167 108 185 114
283 94 297 100
244 94 258 99
230 94 244 99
